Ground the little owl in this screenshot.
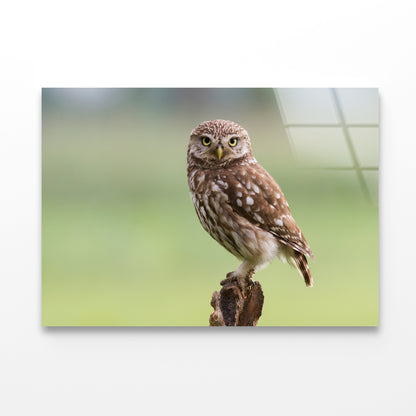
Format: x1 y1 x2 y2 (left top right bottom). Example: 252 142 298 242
187 119 313 287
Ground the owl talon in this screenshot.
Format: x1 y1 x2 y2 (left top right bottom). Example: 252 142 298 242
220 272 238 286
242 276 253 290
221 272 253 291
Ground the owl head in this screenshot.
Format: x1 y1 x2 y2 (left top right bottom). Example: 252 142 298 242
188 119 254 167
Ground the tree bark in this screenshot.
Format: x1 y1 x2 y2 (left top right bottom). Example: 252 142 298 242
209 280 264 326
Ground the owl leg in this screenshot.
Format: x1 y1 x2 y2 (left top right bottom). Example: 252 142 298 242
221 260 256 288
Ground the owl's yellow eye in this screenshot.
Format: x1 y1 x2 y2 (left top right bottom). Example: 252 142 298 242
229 137 238 147
201 137 211 146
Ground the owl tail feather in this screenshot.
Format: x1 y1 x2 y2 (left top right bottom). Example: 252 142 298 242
292 251 313 287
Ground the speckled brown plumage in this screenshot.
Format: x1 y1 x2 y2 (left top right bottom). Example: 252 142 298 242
187 119 313 287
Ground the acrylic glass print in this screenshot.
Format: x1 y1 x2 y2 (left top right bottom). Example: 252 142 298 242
42 88 379 326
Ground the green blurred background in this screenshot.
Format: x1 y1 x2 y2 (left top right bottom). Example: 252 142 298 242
42 88 378 326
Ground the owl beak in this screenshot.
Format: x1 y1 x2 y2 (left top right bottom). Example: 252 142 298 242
216 145 224 160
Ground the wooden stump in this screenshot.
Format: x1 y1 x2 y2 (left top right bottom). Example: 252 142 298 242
209 280 264 326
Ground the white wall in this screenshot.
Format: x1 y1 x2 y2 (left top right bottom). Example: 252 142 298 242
1 1 415 415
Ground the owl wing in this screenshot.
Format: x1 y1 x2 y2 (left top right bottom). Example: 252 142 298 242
221 163 313 259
